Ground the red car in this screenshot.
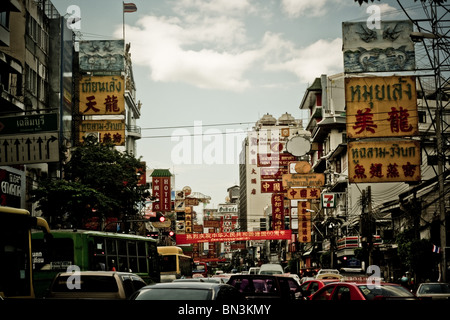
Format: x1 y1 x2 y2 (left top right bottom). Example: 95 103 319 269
300 279 341 299
310 282 417 301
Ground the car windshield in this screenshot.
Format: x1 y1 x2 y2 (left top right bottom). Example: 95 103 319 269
134 288 211 300
357 284 415 300
418 283 450 294
51 275 118 292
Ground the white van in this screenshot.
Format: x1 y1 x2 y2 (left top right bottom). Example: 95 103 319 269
248 267 260 275
258 263 284 275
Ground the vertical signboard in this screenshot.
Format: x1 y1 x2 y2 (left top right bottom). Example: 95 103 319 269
152 176 171 212
346 76 418 139
271 193 285 230
298 201 311 243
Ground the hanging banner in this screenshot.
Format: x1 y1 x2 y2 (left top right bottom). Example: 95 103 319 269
346 76 418 139
176 230 292 244
348 140 421 183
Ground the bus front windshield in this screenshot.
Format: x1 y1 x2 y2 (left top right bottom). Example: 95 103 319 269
0 215 32 298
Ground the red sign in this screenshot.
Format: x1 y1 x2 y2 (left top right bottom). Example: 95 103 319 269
152 176 171 212
176 230 292 244
271 193 285 230
260 180 287 193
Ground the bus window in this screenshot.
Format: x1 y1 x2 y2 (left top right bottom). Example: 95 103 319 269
0 225 30 297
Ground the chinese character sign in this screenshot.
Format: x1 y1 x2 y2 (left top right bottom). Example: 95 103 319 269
346 76 418 139
175 230 292 244
79 76 125 115
152 177 171 212
298 201 311 243
286 188 321 200
348 140 421 183
271 193 285 230
79 120 125 146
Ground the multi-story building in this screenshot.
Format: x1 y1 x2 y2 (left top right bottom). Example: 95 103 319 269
0 1 142 213
299 72 449 280
0 0 73 212
239 113 307 232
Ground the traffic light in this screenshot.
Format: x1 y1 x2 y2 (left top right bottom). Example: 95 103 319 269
149 212 165 223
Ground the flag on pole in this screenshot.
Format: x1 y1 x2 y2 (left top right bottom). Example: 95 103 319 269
432 244 441 253
123 3 137 13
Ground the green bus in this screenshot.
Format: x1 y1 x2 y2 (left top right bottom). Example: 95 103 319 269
31 229 160 298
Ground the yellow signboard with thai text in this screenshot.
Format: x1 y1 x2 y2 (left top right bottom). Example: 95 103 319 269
79 76 125 115
348 140 421 183
346 76 418 139
79 120 125 146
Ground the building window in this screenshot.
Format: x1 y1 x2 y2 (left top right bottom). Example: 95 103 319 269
418 110 427 124
0 11 9 29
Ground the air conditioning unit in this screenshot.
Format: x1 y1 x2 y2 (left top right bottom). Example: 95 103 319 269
84 132 100 142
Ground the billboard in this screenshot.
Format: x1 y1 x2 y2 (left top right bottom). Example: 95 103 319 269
79 40 124 72
79 76 125 115
348 140 421 183
342 20 415 73
346 76 418 139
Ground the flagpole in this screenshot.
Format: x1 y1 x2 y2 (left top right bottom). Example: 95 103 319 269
123 1 125 43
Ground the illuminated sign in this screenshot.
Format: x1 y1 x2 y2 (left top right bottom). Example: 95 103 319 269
175 230 292 244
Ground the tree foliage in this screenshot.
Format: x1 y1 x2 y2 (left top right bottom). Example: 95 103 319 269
31 143 148 229
396 229 440 282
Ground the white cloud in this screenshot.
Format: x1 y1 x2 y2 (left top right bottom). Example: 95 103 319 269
281 0 329 18
117 1 344 91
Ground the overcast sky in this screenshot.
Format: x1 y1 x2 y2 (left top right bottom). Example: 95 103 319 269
52 0 422 209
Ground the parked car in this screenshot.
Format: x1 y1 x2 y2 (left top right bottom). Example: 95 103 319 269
46 271 147 299
300 279 342 299
173 277 226 284
415 282 450 300
129 282 242 301
248 267 260 275
310 282 417 301
258 263 284 275
227 274 302 300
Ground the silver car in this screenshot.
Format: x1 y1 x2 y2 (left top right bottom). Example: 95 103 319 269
415 282 450 300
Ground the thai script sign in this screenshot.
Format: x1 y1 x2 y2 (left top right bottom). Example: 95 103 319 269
0 113 58 135
175 230 292 244
282 173 325 188
257 153 296 167
79 76 125 115
342 20 415 73
79 120 125 146
346 76 418 139
348 140 421 183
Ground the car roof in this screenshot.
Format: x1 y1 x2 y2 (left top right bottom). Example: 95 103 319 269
142 282 226 290
55 271 140 277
